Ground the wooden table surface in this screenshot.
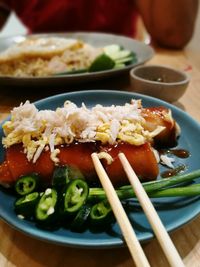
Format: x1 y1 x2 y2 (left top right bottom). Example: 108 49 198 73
0 47 200 267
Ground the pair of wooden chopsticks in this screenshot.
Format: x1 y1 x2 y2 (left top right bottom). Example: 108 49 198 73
91 152 185 267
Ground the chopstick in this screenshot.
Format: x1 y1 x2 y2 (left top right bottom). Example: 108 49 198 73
91 153 150 267
118 153 185 267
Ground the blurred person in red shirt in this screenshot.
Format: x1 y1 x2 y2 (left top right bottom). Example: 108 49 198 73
0 0 198 49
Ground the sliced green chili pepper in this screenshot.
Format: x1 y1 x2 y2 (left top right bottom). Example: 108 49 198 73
90 200 113 227
15 174 39 196
52 166 70 191
70 204 91 232
36 188 58 223
52 166 85 192
63 179 89 216
14 192 40 219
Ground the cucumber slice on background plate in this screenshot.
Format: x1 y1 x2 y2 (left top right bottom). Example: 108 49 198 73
103 44 132 59
103 44 137 64
103 44 121 55
107 50 132 61
114 63 126 69
115 56 136 64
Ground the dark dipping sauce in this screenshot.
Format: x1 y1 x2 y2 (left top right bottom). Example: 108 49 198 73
152 77 166 83
161 165 187 178
169 149 190 158
160 148 190 178
160 148 190 158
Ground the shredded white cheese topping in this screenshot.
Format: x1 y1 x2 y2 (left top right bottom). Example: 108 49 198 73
2 99 166 164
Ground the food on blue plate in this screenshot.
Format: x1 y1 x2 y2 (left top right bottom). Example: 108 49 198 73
0 99 179 186
0 36 136 77
1 98 198 233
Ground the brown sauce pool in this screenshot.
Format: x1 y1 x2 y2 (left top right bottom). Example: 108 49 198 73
160 148 190 158
169 149 190 158
160 148 190 178
161 165 187 178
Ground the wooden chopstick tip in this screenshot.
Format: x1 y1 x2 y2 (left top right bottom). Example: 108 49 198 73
118 152 124 159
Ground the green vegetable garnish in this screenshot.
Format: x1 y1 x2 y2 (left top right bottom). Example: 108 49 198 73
36 188 58 222
89 54 115 72
89 169 200 201
62 179 89 215
14 192 40 219
15 174 39 196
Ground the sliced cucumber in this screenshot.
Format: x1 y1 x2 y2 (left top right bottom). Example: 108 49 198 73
108 50 132 61
103 44 121 55
89 54 115 72
103 44 136 66
114 63 126 69
115 56 135 64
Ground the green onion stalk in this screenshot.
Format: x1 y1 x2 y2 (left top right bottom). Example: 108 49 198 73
88 170 200 202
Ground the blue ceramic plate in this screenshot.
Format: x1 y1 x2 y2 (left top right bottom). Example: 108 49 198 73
0 90 200 248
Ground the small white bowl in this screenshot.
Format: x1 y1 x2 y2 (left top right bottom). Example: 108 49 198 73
129 65 190 102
